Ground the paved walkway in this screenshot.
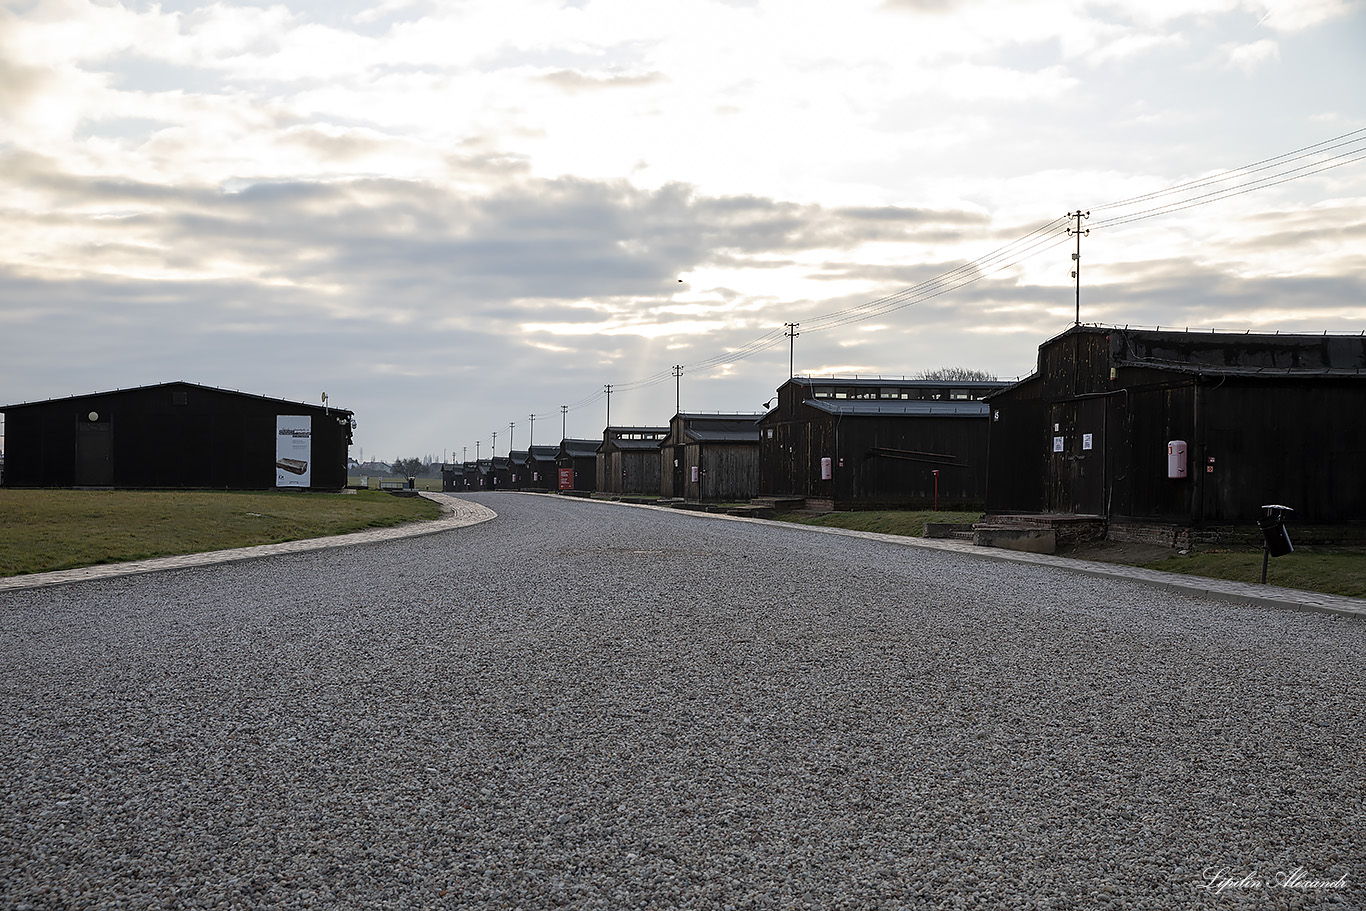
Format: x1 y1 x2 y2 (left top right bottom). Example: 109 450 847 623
3 490 1362 620
0 492 495 594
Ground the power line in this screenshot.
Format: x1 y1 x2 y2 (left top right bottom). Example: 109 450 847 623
527 218 1093 417
539 225 1072 418
516 126 1365 423
807 222 1075 333
803 216 1072 331
1091 149 1366 230
1093 126 1366 213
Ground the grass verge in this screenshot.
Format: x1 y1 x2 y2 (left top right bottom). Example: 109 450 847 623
0 489 442 577
776 510 983 537
1141 548 1366 599
776 510 1366 600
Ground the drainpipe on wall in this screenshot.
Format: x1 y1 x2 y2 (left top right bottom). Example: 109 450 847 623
1193 377 1205 528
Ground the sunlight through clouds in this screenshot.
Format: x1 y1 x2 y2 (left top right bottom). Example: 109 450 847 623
0 0 1362 456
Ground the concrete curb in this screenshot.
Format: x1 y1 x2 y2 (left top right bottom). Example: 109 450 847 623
562 493 1366 621
0 492 496 594
8 489 1362 622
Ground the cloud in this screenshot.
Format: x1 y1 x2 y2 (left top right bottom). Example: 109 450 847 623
1222 38 1279 73
540 69 666 92
2 0 1363 459
1084 30 1187 64
0 148 997 342
1255 0 1361 33
882 0 961 12
278 124 397 162
807 363 882 375
0 58 56 115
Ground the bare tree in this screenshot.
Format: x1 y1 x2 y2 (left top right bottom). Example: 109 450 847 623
391 457 426 478
916 366 998 382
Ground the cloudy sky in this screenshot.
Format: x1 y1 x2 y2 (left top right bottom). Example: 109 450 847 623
2 0 1364 463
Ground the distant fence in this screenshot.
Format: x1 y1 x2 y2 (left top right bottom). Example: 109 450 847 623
347 476 444 492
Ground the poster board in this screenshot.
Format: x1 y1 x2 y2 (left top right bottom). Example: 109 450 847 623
276 415 312 487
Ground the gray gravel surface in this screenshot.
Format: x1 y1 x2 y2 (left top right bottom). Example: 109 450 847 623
2 492 1362 910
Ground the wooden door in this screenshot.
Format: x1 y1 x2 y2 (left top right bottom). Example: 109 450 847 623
76 420 113 486
1048 399 1106 515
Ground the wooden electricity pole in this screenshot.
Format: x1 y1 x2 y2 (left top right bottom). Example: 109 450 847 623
1068 210 1090 326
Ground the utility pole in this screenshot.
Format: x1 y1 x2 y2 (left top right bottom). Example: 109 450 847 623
561 404 568 440
475 440 480 461
784 322 800 379
529 413 535 446
672 365 683 414
508 422 515 455
462 446 467 463
604 384 612 430
1067 210 1089 327
491 431 497 457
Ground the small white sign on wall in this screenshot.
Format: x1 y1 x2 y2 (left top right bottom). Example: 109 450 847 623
1053 436 1065 453
1082 433 1093 451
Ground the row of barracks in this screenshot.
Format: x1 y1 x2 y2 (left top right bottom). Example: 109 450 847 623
443 374 1004 510
449 324 1366 530
988 324 1366 526
4 326 1365 533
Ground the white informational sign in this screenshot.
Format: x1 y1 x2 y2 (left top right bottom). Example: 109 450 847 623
691 465 699 483
1082 433 1093 451
276 415 312 487
1053 436 1065 453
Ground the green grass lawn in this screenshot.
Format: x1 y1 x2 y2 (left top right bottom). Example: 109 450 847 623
777 510 983 538
9 491 1363 601
776 510 1366 600
0 489 441 577
1142 548 1366 599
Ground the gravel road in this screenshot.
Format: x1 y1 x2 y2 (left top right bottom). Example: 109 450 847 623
2 492 1362 910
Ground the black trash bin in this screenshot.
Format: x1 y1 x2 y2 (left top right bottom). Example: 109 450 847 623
1258 504 1294 584
1258 505 1294 557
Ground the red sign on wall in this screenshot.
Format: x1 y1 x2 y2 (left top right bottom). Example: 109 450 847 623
558 468 574 490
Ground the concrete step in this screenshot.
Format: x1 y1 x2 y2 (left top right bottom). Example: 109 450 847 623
924 521 976 539
729 505 777 519
749 497 806 512
973 524 1057 554
976 514 1106 551
980 513 1104 528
